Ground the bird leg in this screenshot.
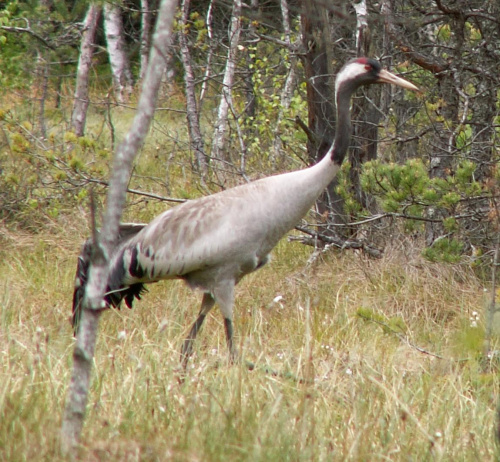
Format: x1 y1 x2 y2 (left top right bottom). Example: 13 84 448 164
180 292 216 369
224 317 238 363
214 280 237 363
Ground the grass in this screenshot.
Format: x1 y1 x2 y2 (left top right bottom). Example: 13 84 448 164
0 216 499 461
1 91 499 460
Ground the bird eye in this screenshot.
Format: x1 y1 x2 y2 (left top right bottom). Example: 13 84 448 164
365 64 373 71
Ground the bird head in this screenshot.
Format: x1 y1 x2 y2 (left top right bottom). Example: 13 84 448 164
335 58 419 94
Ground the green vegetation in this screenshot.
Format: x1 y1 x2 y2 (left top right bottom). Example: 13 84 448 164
1 95 499 459
1 218 498 460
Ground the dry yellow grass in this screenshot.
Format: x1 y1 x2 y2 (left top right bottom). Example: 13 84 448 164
1 214 498 460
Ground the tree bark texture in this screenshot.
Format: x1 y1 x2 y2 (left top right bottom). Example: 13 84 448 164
139 0 152 82
301 0 335 166
243 0 260 120
60 0 178 454
198 0 214 106
210 0 242 181
179 0 208 176
104 2 134 103
300 0 343 225
272 0 298 164
71 4 102 137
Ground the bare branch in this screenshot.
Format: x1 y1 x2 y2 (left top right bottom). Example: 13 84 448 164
0 24 56 50
84 177 187 204
292 225 383 259
381 3 447 75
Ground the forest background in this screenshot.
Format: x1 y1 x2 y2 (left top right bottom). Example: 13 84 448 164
1 0 500 460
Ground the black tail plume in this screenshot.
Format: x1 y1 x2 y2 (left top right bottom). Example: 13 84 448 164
72 237 92 334
71 223 147 335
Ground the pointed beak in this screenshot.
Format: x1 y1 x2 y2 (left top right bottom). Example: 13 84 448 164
377 69 419 91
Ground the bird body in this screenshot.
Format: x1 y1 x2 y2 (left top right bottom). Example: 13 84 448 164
73 58 418 366
113 161 335 289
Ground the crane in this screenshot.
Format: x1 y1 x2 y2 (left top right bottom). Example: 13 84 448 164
72 58 418 368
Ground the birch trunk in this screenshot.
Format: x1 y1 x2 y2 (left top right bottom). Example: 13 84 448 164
210 0 242 180
179 0 208 176
60 0 178 454
104 2 134 103
71 4 102 136
139 0 152 81
198 0 214 106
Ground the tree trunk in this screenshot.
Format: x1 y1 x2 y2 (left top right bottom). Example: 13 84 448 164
469 71 496 182
272 0 298 164
198 0 214 107
243 0 259 120
300 0 341 225
60 0 178 455
301 1 335 166
104 2 134 103
210 0 242 182
179 0 208 177
36 53 49 139
71 4 101 137
139 0 152 82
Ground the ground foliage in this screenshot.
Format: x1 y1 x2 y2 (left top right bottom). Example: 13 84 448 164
1 0 500 264
1 218 500 460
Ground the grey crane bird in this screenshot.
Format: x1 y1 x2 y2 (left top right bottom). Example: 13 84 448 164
72 58 418 367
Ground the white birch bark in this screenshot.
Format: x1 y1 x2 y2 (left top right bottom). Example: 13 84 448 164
353 0 369 56
278 0 296 110
210 0 242 177
139 0 152 81
71 4 101 136
179 0 208 176
104 2 134 103
198 0 214 106
60 0 178 454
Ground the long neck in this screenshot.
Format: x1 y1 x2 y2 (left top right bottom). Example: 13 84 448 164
266 79 359 213
329 82 354 165
293 80 358 198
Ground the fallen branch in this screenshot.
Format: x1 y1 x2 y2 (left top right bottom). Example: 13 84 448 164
83 177 187 204
357 311 470 362
292 225 383 259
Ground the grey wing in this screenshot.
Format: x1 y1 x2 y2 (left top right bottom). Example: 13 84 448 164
116 190 270 286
